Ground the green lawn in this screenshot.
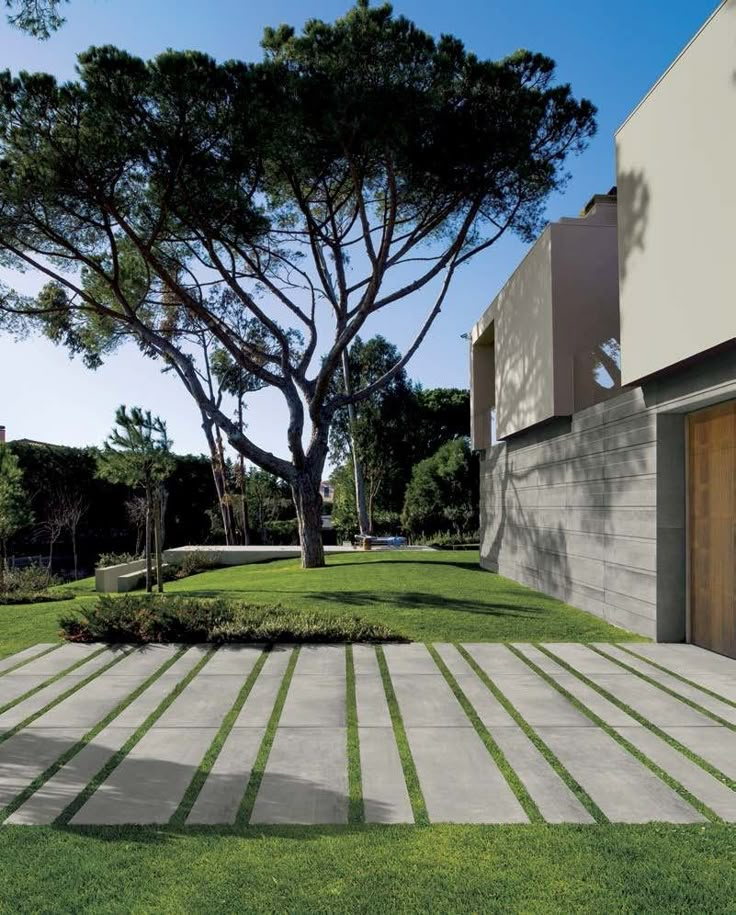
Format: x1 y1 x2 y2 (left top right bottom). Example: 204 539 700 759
6 551 731 915
0 551 641 660
2 823 736 914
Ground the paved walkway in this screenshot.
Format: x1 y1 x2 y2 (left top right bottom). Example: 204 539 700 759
1 641 735 826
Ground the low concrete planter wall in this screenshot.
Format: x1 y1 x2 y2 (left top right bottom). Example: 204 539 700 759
95 559 147 594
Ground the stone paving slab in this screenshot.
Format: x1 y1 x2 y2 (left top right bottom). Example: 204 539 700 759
186 727 266 825
28 646 179 729
355 673 392 728
623 644 736 700
112 648 209 728
154 674 246 728
7 726 138 825
0 727 87 809
599 644 736 721
0 651 117 731
613 724 736 821
6 643 101 678
533 726 705 823
294 645 345 677
383 643 440 676
202 645 264 676
0 645 57 675
664 727 736 781
352 644 380 677
2 642 736 827
514 645 639 726
391 672 470 728
280 675 346 727
250 726 348 825
71 726 220 825
435 645 593 823
359 726 413 823
406 726 528 824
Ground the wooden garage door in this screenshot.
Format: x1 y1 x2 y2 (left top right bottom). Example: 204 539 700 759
689 401 736 658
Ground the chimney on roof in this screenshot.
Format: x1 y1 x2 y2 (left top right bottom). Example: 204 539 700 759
0 426 5 444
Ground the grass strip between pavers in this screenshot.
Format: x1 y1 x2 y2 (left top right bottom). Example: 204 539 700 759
375 645 426 825
345 645 365 825
171 647 270 826
236 646 300 825
0 644 62 678
0 646 189 823
614 644 736 711
56 646 218 825
0 647 133 750
589 645 736 730
426 644 541 823
0 645 111 718
454 644 607 824
521 645 723 823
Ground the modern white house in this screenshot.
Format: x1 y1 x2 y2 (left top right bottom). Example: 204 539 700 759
470 0 736 656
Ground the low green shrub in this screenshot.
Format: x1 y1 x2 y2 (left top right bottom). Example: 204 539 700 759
96 552 139 569
59 594 407 644
1 591 71 606
1 564 60 595
174 550 219 580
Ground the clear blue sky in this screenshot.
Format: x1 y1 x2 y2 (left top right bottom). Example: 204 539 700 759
0 0 718 461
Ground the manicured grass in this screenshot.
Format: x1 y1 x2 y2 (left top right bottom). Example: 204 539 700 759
2 824 736 914
1 551 639 660
160 550 642 643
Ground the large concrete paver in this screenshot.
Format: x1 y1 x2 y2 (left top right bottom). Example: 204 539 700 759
390 673 470 727
622 644 736 701
436 645 592 823
202 645 264 675
596 644 736 725
250 726 348 824
28 646 178 729
155 674 245 728
534 726 705 823
186 727 266 825
513 645 634 726
664 727 736 781
359 726 413 823
0 645 57 675
0 651 117 730
6 644 102 678
279 675 346 727
8 649 207 824
383 644 440 676
614 725 736 821
293 645 345 677
0 727 87 809
71 726 220 825
6 726 138 824
406 726 528 824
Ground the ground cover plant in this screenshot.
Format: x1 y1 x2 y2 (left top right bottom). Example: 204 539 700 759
59 593 404 644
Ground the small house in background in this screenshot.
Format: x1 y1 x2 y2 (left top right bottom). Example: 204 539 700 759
470 1 736 656
320 480 334 503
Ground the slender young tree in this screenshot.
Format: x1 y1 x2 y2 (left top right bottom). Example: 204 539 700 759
0 2 596 567
0 443 32 590
97 407 174 592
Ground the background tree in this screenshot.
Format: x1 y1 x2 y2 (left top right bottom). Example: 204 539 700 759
0 2 596 567
97 407 175 592
58 489 88 578
4 0 67 37
401 438 479 539
0 442 32 589
35 491 65 570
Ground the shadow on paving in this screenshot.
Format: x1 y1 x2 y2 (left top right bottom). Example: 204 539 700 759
3 728 391 835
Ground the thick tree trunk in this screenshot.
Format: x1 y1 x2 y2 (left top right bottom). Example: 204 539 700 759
144 488 153 593
292 476 325 568
237 398 250 545
153 492 164 594
341 350 371 536
203 417 233 545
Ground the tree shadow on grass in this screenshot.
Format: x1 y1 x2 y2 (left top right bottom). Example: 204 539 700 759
295 590 544 619
323 558 489 574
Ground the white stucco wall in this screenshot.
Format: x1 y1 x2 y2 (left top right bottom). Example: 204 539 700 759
617 0 736 384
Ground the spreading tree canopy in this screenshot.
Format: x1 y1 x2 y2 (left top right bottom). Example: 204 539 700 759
0 1 596 566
